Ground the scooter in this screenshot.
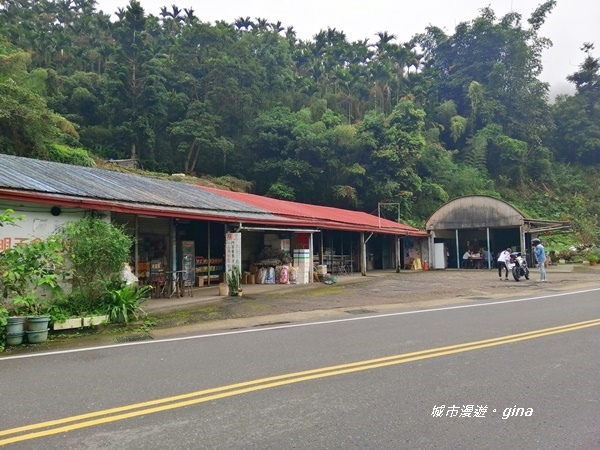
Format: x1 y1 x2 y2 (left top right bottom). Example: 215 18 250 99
507 252 530 281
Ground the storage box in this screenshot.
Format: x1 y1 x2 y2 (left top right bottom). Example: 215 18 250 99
317 264 328 275
279 239 290 251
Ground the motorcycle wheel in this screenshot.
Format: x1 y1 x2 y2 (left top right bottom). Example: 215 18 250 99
512 267 521 281
524 268 530 280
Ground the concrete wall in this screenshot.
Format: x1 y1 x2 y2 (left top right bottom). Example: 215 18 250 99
1 203 95 251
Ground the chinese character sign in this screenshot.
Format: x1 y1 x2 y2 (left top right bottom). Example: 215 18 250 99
225 233 242 275
0 209 87 252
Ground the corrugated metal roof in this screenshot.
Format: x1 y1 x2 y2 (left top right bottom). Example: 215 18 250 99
199 187 426 236
0 154 427 236
0 154 265 213
425 195 569 233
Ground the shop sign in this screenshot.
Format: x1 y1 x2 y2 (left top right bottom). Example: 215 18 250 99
225 232 242 274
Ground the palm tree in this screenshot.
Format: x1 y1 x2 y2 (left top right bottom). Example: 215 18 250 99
234 16 253 31
183 8 197 26
374 31 397 56
270 20 284 34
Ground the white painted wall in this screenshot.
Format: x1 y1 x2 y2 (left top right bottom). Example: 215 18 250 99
1 206 88 251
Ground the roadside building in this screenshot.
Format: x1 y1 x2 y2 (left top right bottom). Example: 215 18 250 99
0 154 428 297
425 195 570 269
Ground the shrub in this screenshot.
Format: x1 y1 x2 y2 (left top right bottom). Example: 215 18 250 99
54 217 134 308
586 248 600 263
47 143 95 167
0 237 63 301
556 249 575 261
0 307 8 352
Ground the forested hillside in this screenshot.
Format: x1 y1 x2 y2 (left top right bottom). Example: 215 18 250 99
0 0 598 247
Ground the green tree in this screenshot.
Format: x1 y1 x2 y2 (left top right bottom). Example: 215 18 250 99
358 99 426 211
417 4 555 147
101 0 169 167
168 101 234 174
552 44 600 164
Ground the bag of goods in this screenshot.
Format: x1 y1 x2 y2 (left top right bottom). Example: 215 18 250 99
257 267 267 284
288 266 298 284
265 267 275 284
279 266 289 284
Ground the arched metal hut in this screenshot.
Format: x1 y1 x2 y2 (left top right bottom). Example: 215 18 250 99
425 195 570 269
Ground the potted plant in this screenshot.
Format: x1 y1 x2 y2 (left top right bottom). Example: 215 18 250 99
5 314 26 334
1 236 63 344
13 294 52 327
11 294 53 343
588 252 599 266
226 266 242 296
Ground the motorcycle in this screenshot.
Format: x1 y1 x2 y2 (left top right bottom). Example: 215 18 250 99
507 252 530 281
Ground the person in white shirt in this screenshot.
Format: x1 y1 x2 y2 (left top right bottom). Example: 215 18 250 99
497 247 511 280
462 250 471 268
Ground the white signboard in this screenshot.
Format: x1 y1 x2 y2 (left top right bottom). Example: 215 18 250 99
225 232 242 275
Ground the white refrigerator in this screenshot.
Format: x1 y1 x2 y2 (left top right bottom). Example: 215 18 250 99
434 243 447 269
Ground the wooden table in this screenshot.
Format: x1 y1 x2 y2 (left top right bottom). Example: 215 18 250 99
468 256 485 269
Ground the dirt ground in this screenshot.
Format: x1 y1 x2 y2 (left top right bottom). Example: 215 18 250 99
146 264 600 334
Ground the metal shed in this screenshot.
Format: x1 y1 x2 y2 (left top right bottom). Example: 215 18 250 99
425 195 570 269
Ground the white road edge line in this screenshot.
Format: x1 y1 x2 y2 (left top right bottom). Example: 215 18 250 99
2 287 599 360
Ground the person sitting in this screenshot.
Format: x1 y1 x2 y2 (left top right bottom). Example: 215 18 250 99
462 250 472 268
482 249 491 268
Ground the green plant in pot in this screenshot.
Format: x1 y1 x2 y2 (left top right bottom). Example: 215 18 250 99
588 252 599 265
13 292 49 318
103 284 152 324
226 266 242 296
2 237 63 342
10 294 53 343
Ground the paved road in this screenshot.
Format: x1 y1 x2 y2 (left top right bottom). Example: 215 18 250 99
4 264 598 352
1 285 598 449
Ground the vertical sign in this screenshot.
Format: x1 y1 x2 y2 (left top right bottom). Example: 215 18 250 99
181 240 195 287
225 232 242 275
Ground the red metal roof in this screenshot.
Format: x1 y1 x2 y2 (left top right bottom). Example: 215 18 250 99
199 187 427 237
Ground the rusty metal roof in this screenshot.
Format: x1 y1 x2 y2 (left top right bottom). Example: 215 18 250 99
0 154 426 235
0 154 264 213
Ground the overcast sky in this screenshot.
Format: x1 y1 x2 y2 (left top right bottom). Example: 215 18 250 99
95 0 600 97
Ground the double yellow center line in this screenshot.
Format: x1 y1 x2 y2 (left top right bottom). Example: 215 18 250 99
1 318 599 446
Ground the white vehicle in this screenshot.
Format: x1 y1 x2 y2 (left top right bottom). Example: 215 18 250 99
506 252 530 281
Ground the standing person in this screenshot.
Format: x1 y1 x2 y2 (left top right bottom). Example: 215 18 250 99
532 238 547 281
497 247 511 280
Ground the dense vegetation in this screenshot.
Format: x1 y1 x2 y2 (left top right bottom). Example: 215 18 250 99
0 0 598 246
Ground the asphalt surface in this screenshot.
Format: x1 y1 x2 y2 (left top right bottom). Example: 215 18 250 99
1 276 598 448
2 263 599 355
